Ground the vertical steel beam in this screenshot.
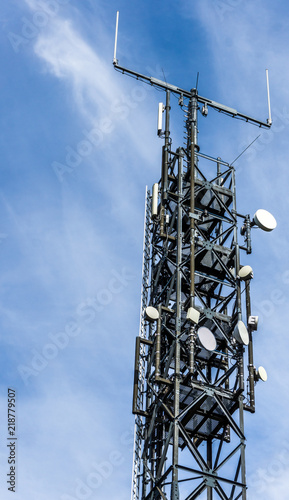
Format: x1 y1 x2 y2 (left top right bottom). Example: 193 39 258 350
155 305 162 378
207 363 213 500
239 395 247 500
171 149 183 500
188 91 198 378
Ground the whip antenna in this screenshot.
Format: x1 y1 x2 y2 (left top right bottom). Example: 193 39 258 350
266 69 272 126
113 11 119 65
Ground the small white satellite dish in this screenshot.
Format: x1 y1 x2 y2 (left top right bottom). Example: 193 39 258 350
145 306 159 322
253 209 277 232
197 327 217 351
257 366 268 382
238 265 253 281
233 320 249 346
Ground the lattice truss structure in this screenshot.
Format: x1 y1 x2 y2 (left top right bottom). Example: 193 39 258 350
131 91 263 500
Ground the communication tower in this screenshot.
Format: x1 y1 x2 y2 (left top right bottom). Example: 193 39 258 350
113 12 276 500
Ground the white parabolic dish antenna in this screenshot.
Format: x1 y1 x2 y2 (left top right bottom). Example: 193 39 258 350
257 366 268 382
238 265 253 281
233 320 249 345
253 209 277 232
145 306 159 322
197 327 217 351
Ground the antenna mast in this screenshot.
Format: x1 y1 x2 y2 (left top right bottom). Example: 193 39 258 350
266 69 272 125
113 12 275 500
113 10 119 65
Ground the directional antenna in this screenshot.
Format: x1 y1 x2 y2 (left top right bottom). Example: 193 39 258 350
151 183 159 219
145 306 159 322
157 103 164 136
253 209 277 232
248 315 259 331
238 265 253 281
233 320 249 346
197 327 217 351
256 366 268 382
187 307 200 325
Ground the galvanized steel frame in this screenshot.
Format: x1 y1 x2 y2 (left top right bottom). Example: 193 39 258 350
130 89 258 500
112 56 269 499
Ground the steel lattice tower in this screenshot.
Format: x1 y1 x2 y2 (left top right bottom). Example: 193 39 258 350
112 12 275 500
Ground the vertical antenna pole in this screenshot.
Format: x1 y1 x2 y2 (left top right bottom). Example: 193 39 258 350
163 90 170 201
160 91 170 234
113 11 119 65
245 281 255 412
189 89 198 307
266 69 272 126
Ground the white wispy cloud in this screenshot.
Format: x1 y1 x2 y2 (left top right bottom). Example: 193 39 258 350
30 6 161 165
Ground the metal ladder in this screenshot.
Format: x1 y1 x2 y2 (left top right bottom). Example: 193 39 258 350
131 188 152 500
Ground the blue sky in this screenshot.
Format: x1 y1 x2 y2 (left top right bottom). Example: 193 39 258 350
0 1 289 499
